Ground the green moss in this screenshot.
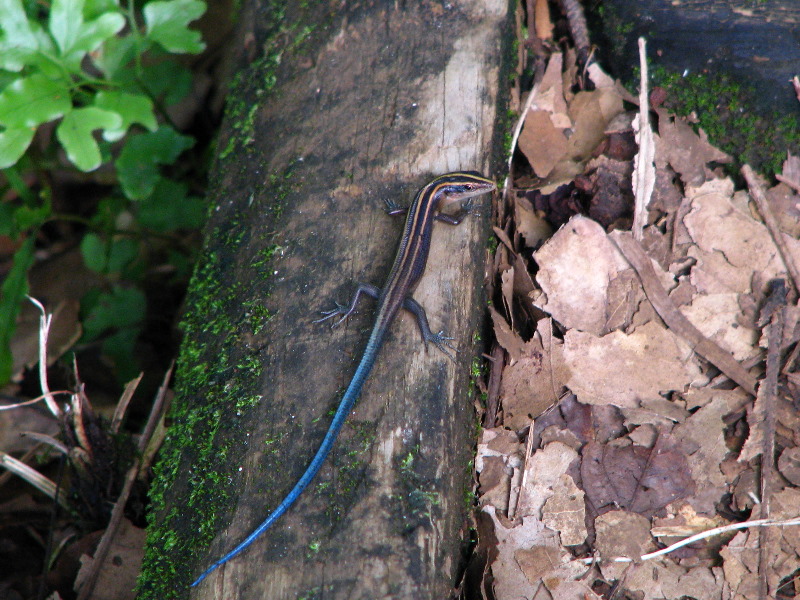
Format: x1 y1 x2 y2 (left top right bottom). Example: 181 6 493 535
470 355 485 380
297 585 335 600
645 66 800 178
318 419 377 523
138 219 277 595
242 299 274 335
221 8 318 161
306 539 321 559
391 444 441 530
138 176 299 597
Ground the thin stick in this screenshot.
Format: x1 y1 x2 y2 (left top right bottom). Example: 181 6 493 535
742 164 800 293
631 38 655 240
613 233 758 396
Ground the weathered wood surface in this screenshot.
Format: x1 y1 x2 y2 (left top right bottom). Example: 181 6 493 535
141 1 510 599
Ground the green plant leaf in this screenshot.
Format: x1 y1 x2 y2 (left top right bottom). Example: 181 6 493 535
137 58 192 105
0 73 72 128
102 326 141 381
49 0 84 56
92 34 137 79
81 233 140 273
0 236 35 384
0 125 34 168
0 0 42 71
116 126 194 200
137 178 206 231
80 231 107 271
0 204 15 236
14 196 51 230
143 0 206 54
55 106 122 171
94 91 157 141
49 0 124 66
105 238 138 273
81 285 146 341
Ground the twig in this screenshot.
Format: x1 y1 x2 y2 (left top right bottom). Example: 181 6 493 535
29 297 62 418
613 233 758 396
485 343 504 427
632 38 655 240
757 280 785 600
579 516 800 564
558 0 590 66
742 165 800 294
775 173 800 194
509 419 537 520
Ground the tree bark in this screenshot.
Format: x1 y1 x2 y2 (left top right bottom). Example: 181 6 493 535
139 1 510 599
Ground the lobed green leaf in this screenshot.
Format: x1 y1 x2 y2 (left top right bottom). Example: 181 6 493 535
0 73 72 128
0 0 42 71
0 125 34 168
143 0 206 54
56 106 122 171
95 91 157 141
116 126 194 200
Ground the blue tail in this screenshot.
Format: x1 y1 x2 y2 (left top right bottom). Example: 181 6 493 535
191 324 388 587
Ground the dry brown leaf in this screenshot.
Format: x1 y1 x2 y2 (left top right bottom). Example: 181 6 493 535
595 509 654 579
489 306 526 361
517 441 578 519
684 177 800 295
515 543 590 596
765 181 800 237
681 293 759 362
515 545 563 585
535 52 568 124
654 109 731 186
673 393 740 515
534 216 631 335
651 503 729 547
533 86 625 193
719 526 798 600
548 580 603 600
738 382 768 463
519 109 570 178
74 518 145 600
483 505 560 600
501 328 567 430
566 89 624 163
581 435 695 518
515 195 552 251
476 428 523 513
541 474 586 546
625 562 724 600
563 321 700 408
778 447 800 486
500 265 516 329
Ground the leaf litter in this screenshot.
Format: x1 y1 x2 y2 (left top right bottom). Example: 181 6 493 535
474 13 800 600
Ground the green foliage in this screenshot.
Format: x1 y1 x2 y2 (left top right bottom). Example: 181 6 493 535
0 0 208 384
0 237 34 381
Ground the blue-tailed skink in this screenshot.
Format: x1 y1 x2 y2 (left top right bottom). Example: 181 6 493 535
192 171 495 586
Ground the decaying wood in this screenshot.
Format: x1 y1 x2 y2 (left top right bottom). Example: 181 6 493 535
144 1 510 599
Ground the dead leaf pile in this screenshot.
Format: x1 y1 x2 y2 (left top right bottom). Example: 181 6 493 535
474 45 800 600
